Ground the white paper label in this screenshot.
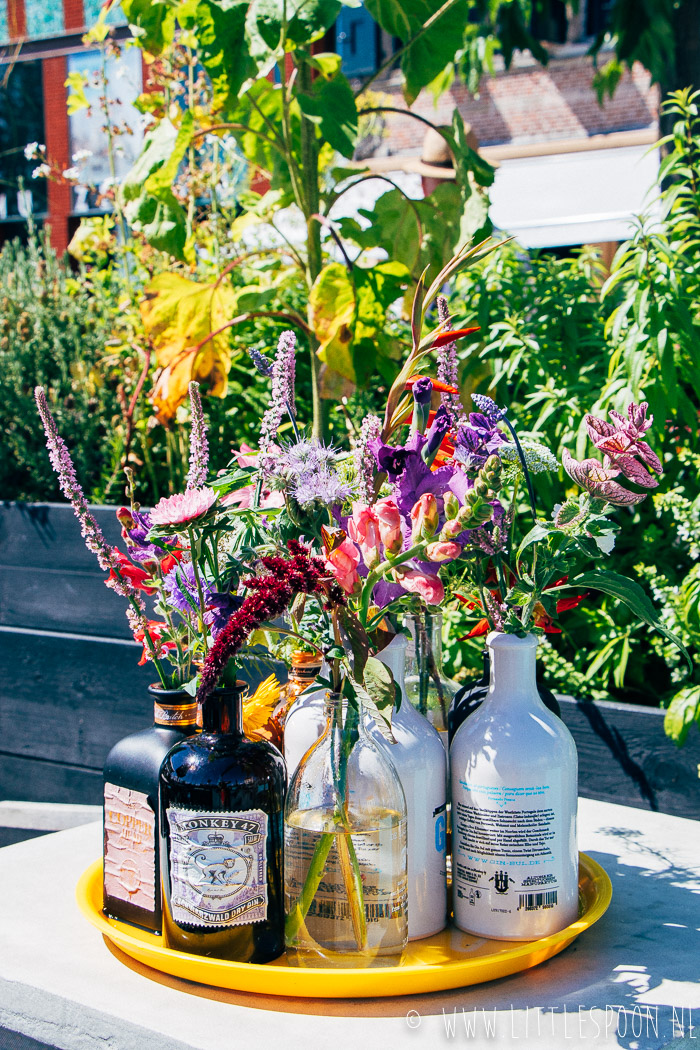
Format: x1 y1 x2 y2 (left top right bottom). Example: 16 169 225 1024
167 809 268 928
104 782 156 912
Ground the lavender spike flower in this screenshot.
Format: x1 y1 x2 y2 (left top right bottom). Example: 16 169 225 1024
259 330 298 458
247 347 274 376
436 296 467 428
354 414 382 503
34 386 151 630
186 381 209 490
471 393 507 422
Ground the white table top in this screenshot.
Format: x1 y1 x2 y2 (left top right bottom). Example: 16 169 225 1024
1 798 699 1050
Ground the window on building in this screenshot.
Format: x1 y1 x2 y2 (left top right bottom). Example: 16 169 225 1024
25 0 64 39
336 3 380 77
0 0 9 45
67 47 143 214
585 0 614 37
0 60 47 224
530 0 568 44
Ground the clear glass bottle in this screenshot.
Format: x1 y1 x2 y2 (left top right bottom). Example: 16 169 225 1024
160 682 286 962
447 649 561 745
404 610 459 751
371 635 447 939
451 632 578 940
284 692 408 965
103 685 198 933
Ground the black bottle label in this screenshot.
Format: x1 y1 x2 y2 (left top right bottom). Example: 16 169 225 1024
166 808 268 928
104 782 156 912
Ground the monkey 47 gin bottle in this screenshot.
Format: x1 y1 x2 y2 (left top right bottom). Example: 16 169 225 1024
160 682 286 962
451 632 579 940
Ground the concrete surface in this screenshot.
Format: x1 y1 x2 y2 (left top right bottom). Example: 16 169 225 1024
0 799 698 1050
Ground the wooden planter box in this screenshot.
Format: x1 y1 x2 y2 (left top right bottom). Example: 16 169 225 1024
2 502 699 816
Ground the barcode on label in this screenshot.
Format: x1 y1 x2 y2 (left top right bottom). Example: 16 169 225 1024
518 890 558 911
307 900 403 922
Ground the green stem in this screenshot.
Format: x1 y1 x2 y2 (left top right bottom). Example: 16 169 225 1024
359 542 428 626
187 526 209 639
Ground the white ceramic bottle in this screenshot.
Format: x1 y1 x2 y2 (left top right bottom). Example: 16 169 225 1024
372 634 448 940
451 632 578 940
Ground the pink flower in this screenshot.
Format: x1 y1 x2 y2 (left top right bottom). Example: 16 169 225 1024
585 402 662 475
410 493 439 542
221 486 284 510
395 567 444 605
348 503 381 567
325 538 361 595
425 541 461 563
150 487 217 526
373 497 403 555
231 443 260 468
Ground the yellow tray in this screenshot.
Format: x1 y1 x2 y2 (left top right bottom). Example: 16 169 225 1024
76 854 611 999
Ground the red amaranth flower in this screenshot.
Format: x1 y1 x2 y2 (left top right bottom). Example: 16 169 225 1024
197 541 334 703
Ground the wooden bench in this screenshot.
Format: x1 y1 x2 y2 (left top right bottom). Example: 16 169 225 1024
2 501 699 816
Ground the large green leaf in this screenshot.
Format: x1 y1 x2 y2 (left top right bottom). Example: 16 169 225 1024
297 70 358 158
664 686 700 746
309 262 356 396
228 80 291 187
559 569 692 670
121 118 180 203
194 0 254 110
126 191 188 260
350 657 396 740
121 0 177 53
144 111 194 195
364 0 470 104
245 0 349 66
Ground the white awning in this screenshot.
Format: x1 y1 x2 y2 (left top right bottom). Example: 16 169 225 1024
489 143 660 247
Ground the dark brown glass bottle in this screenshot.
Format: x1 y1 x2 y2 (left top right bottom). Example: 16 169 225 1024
448 650 561 745
103 685 198 933
160 682 286 962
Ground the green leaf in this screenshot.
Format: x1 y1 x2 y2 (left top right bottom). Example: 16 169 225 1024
193 0 255 109
121 118 180 203
297 70 358 158
121 0 177 53
364 0 471 105
144 112 194 196
563 569 692 670
664 686 700 746
350 658 396 741
516 523 550 563
339 608 371 679
65 72 89 115
309 262 356 396
245 0 346 66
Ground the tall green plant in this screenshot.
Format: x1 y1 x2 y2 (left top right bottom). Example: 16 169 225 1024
112 0 495 439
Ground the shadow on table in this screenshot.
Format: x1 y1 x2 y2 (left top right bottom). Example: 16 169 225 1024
106 839 700 1049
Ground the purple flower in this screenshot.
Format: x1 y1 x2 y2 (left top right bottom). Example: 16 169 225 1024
163 562 241 637
585 401 662 476
423 405 451 465
247 347 274 376
453 412 506 473
354 414 382 504
369 437 413 479
436 296 467 428
34 386 149 631
471 394 507 422
292 468 352 509
186 381 209 489
259 330 297 453
412 377 433 406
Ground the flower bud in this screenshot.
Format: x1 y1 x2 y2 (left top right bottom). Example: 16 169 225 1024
440 518 463 540
426 540 461 563
374 497 403 556
443 491 459 520
410 493 439 543
474 479 489 498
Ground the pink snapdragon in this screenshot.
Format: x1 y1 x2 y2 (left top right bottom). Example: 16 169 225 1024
374 497 403 555
394 568 444 605
151 487 217 527
410 493 439 542
425 541 461 563
326 538 361 595
348 503 381 568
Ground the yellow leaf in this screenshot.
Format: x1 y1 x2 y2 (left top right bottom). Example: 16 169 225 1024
309 263 356 397
140 273 238 422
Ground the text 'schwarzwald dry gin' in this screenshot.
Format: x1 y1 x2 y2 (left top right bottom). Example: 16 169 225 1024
103 686 198 933
160 682 286 962
451 632 578 940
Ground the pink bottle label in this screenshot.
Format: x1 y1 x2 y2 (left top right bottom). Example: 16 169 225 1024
104 782 156 912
